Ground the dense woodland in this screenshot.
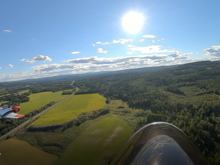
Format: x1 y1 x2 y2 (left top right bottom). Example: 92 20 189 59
1 61 220 164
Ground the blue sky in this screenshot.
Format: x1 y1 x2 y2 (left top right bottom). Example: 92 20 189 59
0 0 220 81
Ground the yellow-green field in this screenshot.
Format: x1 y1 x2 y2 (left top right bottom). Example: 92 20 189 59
63 89 73 92
53 116 132 165
20 91 67 114
0 94 9 97
33 93 106 126
0 101 8 105
18 89 30 94
0 138 57 165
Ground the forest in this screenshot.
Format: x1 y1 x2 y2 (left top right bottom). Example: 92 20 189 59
74 61 220 165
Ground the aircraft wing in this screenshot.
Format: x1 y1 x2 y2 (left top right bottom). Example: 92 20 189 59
2 112 25 119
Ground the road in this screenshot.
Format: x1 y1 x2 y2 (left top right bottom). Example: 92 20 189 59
0 81 78 140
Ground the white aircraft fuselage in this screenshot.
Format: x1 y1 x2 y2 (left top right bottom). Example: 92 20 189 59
0 105 25 119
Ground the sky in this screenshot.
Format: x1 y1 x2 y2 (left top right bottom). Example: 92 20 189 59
0 0 220 82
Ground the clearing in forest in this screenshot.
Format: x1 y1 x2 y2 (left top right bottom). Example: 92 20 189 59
0 138 57 165
20 91 67 114
110 100 128 108
18 89 30 95
53 116 132 165
33 93 106 126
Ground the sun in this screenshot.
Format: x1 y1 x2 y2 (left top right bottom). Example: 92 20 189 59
122 11 144 33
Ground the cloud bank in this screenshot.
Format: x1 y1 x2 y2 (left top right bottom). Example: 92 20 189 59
204 45 220 57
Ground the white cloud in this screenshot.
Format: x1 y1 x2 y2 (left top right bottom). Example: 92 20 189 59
152 40 155 43
112 39 132 44
102 42 111 45
93 39 132 46
126 44 135 48
142 35 156 38
92 44 95 46
203 45 220 57
161 38 167 40
0 66 1 69
139 39 145 42
71 51 81 54
128 45 175 54
127 52 133 54
19 58 25 61
25 55 52 63
3 30 11 33
97 48 108 54
8 64 13 68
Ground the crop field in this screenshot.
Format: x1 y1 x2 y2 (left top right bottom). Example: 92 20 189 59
0 138 57 165
20 91 67 114
33 93 106 126
53 116 132 165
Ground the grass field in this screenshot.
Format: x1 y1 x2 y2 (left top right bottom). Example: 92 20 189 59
53 116 132 165
33 93 106 126
18 89 30 94
0 138 57 165
20 91 67 115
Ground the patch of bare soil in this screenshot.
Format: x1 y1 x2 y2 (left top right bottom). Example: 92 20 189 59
104 126 123 146
90 129 102 134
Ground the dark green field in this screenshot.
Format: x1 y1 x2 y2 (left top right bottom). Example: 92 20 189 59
53 116 132 165
0 138 57 165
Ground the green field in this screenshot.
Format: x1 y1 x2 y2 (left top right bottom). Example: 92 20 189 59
0 138 57 165
18 89 30 94
33 93 106 126
20 91 67 114
53 116 132 165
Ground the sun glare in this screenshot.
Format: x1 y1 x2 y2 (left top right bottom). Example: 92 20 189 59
122 11 144 33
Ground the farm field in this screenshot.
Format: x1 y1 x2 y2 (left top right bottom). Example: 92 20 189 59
33 93 106 126
20 91 67 114
0 138 57 165
53 116 132 165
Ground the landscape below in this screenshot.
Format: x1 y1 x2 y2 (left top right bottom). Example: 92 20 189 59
0 61 220 164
